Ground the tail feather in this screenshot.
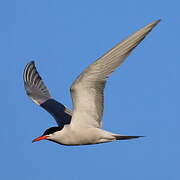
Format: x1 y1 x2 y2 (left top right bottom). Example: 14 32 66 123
114 135 144 140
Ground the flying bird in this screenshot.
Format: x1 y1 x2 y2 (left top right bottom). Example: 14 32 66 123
24 20 160 146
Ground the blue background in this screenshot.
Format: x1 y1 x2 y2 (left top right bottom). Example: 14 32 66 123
0 0 179 179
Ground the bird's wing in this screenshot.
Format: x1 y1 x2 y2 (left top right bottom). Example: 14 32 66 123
23 61 72 125
70 20 160 128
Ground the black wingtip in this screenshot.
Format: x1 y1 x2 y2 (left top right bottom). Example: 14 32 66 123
23 61 35 83
28 60 35 65
26 61 35 68
24 61 35 75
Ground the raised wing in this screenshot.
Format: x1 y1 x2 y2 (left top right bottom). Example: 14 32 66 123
70 20 160 128
23 61 72 125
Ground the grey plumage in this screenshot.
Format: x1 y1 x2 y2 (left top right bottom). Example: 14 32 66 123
24 61 72 126
24 61 51 105
70 20 160 129
24 20 160 146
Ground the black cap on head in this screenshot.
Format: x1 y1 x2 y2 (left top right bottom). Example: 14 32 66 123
43 125 64 136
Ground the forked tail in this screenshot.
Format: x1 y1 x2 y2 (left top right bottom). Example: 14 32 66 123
114 135 144 140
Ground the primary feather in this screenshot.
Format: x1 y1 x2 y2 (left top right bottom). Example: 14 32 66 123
23 61 72 126
70 20 160 128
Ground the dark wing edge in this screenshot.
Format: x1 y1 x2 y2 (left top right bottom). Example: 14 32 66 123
23 61 72 125
40 99 72 125
23 61 51 105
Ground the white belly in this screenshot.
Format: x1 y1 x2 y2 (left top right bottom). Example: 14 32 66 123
50 126 115 146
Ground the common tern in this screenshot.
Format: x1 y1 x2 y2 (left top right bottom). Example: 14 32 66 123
24 20 160 146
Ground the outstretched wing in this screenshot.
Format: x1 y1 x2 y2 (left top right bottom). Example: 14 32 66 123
70 20 160 128
23 61 72 125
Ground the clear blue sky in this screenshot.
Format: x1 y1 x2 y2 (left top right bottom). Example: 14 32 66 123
0 0 179 179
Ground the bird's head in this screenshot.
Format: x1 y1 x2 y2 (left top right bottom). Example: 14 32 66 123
32 126 64 143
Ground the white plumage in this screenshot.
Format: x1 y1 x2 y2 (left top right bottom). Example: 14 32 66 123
24 20 160 146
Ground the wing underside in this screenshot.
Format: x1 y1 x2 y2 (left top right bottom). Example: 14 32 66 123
23 61 72 125
70 20 160 128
